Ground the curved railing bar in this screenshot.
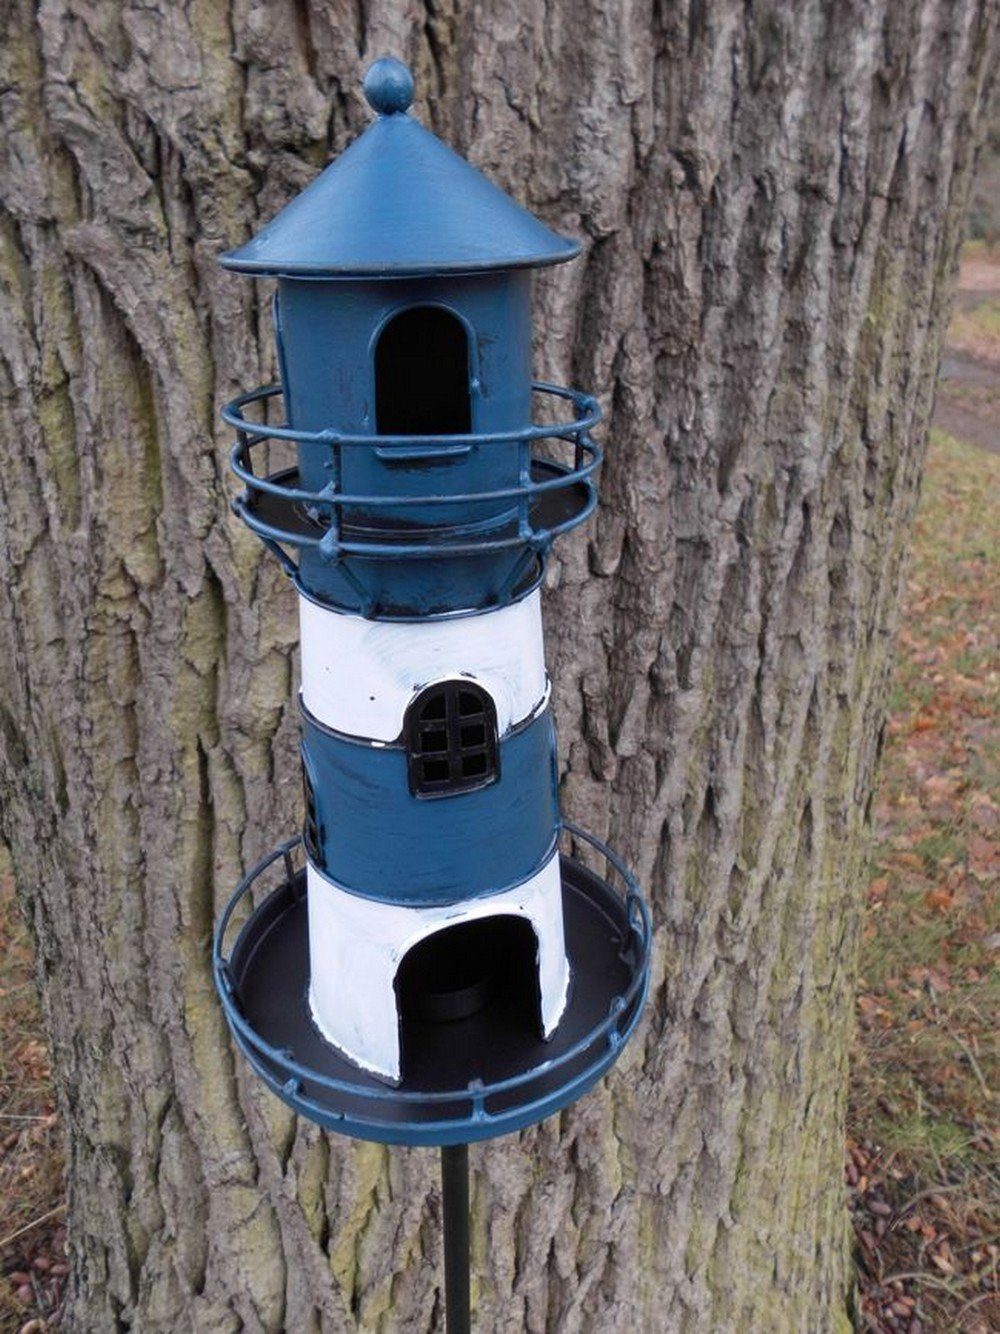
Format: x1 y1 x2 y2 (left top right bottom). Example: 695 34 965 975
233 490 599 560
230 438 602 509
223 379 604 564
230 501 600 560
222 381 602 448
214 821 650 1114
226 1025 631 1138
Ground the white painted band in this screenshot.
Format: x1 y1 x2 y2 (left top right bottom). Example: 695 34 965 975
298 590 547 743
306 850 569 1083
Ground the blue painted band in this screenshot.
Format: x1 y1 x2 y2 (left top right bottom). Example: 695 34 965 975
301 703 560 905
296 546 543 619
292 553 544 623
305 834 560 909
292 544 543 620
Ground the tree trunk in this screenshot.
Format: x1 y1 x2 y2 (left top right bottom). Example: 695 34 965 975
0 2 995 1330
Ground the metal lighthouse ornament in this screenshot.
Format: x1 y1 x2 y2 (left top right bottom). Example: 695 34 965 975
213 56 651 1328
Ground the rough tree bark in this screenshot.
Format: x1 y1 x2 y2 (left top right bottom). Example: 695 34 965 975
0 2 995 1330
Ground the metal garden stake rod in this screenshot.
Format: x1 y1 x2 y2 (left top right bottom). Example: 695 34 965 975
211 57 650 1331
441 1144 470 1333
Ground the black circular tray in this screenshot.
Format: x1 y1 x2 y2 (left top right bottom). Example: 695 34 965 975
214 825 650 1146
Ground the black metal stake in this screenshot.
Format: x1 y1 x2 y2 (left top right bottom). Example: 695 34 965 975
440 1143 471 1334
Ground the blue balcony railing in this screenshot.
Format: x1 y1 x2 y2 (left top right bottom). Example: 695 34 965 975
223 382 603 567
213 820 650 1143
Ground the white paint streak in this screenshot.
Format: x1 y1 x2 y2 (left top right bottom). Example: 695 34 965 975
306 851 569 1082
298 590 547 741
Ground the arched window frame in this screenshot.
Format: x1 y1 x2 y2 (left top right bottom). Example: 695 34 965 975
404 680 500 799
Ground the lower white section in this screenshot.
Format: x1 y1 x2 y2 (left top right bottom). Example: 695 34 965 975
306 851 569 1083
298 589 546 742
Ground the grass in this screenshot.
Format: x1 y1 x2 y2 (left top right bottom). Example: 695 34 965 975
849 430 1000 1333
949 301 1000 344
946 239 1000 365
949 303 1000 361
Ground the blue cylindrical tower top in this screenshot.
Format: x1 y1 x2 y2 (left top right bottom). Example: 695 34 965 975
221 58 600 618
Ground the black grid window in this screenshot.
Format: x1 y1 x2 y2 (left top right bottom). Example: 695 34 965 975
405 681 499 798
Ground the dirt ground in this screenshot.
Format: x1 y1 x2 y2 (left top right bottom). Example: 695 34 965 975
1 254 998 1332
934 244 1000 455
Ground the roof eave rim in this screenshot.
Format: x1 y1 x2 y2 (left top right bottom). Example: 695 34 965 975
218 245 582 279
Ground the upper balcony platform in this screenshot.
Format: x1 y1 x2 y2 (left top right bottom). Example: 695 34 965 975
224 382 602 619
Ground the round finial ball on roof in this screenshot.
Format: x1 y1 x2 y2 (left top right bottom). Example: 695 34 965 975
363 58 414 115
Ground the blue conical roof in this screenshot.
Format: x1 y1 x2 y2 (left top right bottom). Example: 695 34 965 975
220 58 579 278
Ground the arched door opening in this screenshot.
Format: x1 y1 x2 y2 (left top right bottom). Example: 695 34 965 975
375 305 472 436
394 915 541 1081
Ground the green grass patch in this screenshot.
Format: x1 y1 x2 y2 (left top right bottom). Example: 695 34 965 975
871 1111 980 1163
949 287 1000 361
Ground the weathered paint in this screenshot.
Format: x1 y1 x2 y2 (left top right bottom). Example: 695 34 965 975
300 702 559 905
306 849 568 1081
298 587 546 741
214 57 650 1146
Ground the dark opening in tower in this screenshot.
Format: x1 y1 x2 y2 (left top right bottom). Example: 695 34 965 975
301 751 322 867
394 916 542 1077
375 305 472 436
